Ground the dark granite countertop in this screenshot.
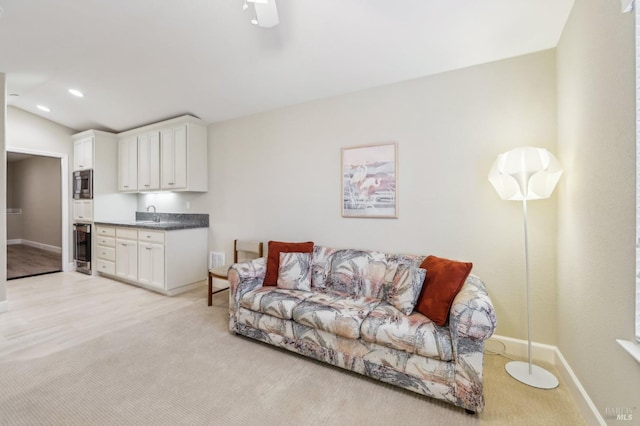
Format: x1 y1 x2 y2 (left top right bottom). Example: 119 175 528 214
95 212 208 231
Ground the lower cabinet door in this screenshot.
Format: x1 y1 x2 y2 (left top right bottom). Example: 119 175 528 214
116 239 138 281
138 242 165 290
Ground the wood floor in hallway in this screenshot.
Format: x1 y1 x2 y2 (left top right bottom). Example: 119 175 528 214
7 244 62 280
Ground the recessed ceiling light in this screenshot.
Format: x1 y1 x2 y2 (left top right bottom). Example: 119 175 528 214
68 88 84 98
37 105 51 112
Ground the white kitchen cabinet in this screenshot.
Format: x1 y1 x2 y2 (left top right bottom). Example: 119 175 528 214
117 115 207 193
137 132 160 191
161 125 188 190
72 130 137 224
138 240 164 290
116 228 138 282
73 136 93 171
95 224 207 295
73 200 93 222
95 226 116 275
118 137 138 192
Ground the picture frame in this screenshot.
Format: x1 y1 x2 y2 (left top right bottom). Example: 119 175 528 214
341 142 398 218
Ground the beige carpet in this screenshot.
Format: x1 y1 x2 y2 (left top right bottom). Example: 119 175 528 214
0 296 586 426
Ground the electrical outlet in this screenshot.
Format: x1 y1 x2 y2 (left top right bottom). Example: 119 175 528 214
186 201 191 210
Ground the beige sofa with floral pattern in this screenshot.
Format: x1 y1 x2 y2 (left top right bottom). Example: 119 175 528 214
228 245 496 413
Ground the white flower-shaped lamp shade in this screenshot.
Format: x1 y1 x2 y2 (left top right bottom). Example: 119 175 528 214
488 147 563 201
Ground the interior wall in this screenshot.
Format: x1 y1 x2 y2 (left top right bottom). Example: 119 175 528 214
6 162 22 241
0 73 7 308
6 106 75 261
9 156 61 248
143 50 560 343
557 0 639 418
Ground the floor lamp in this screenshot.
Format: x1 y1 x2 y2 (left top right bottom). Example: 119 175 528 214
488 146 563 389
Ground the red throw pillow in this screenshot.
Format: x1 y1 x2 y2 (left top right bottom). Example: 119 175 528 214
264 241 314 286
415 255 472 326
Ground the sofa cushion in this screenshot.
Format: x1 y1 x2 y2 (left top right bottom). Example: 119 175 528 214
415 255 472 326
277 252 312 291
387 265 427 315
311 246 340 289
264 241 314 286
361 302 453 362
241 287 313 320
327 249 389 297
292 290 381 340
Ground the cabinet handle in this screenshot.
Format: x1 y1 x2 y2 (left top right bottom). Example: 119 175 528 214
168 182 174 185
146 247 152 251
147 235 151 238
124 185 129 188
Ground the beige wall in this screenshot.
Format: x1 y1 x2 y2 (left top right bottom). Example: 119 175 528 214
557 0 639 419
8 156 62 247
141 50 559 343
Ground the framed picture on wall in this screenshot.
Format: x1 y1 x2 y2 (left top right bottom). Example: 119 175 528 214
341 142 398 218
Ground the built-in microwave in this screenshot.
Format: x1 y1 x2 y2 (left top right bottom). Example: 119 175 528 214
73 169 93 200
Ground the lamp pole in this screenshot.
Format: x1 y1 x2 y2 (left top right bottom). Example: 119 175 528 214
522 197 532 375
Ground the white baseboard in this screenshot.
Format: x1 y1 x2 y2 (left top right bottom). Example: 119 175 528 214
11 239 62 254
490 334 557 364
0 300 7 313
489 335 605 426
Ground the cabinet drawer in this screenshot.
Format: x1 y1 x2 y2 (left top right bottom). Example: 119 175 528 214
97 259 115 275
97 246 115 262
116 228 138 240
96 236 115 247
96 226 115 237
138 230 164 244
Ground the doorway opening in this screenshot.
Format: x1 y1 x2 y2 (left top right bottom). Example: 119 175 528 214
6 151 65 280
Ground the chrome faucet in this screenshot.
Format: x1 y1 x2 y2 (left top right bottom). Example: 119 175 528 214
146 205 160 222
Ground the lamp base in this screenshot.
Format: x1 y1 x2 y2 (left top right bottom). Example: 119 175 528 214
505 361 559 389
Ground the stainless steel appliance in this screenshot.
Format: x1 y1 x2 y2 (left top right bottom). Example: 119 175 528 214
73 169 93 199
73 223 91 274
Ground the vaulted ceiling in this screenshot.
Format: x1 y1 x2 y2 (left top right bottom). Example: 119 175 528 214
0 0 574 133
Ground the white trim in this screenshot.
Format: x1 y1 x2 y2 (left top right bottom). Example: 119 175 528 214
489 334 557 364
489 335 605 426
6 147 70 274
7 239 20 245
0 300 7 313
554 348 606 426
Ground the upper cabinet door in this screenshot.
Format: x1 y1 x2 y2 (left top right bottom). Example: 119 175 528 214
161 124 188 190
118 137 138 192
73 137 93 171
138 132 160 191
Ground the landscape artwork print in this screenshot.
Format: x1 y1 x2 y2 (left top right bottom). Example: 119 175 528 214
342 142 397 218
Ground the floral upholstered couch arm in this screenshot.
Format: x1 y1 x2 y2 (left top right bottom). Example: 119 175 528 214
448 274 496 412
449 274 496 343
228 258 267 330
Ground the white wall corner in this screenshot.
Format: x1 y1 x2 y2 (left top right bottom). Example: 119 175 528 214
489 335 605 426
0 300 7 313
621 0 634 13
